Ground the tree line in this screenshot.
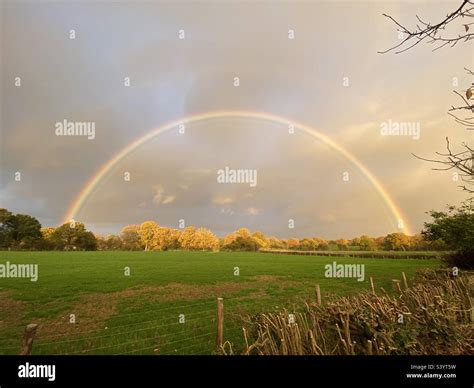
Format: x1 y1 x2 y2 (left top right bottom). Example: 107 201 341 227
0 207 457 253
95 224 446 252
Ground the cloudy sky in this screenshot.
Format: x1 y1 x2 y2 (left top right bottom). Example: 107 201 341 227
0 0 471 239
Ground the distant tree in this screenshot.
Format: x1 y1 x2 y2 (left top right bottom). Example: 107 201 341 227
178 226 197 250
120 224 143 251
223 228 261 251
166 228 182 250
252 231 268 249
350 237 361 249
1 209 45 250
39 227 56 250
152 227 181 251
267 236 285 249
193 228 219 251
313 237 329 251
383 233 411 251
179 226 218 251
335 239 350 250
224 235 259 251
7 213 43 249
408 234 426 250
95 235 107 251
0 208 14 248
287 238 300 250
50 222 97 251
41 227 55 240
279 239 289 250
105 235 123 250
298 238 318 251
138 221 160 251
422 201 474 268
373 236 385 250
359 235 376 251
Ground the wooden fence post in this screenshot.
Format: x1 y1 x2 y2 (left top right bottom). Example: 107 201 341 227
367 340 373 355
20 324 38 355
315 284 321 305
216 298 224 348
402 272 408 289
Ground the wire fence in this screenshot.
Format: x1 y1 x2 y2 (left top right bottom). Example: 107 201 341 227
0 296 288 355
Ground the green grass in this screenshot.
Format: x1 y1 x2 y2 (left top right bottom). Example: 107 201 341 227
0 251 442 355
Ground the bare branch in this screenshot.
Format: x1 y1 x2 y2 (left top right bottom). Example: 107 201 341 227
378 0 474 54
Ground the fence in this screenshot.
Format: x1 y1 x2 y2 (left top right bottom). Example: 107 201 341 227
0 295 290 355
0 271 424 355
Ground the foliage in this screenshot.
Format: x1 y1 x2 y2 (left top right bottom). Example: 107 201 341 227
0 209 43 249
120 224 143 250
244 270 473 355
422 202 474 268
49 222 97 251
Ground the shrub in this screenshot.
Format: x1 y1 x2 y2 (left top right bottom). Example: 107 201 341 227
242 270 473 355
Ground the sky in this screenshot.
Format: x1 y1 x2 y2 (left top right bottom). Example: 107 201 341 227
0 0 471 239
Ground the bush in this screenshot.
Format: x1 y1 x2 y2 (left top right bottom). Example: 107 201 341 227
242 270 473 355
443 251 474 270
423 201 474 269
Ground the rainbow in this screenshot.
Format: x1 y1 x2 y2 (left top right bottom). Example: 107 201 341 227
62 110 412 235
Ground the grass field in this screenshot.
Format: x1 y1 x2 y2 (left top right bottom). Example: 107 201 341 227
0 251 442 355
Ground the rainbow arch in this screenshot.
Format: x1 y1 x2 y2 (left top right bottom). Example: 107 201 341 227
62 110 412 235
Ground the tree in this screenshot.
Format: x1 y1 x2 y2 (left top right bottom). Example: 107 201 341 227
379 1 474 55
299 238 318 251
95 235 107 251
194 228 219 251
223 228 257 251
178 226 218 251
138 221 160 251
178 226 197 250
267 236 285 249
105 235 123 250
287 238 300 250
373 236 385 250
422 201 474 268
1 209 45 249
224 235 260 251
359 235 376 251
120 224 143 250
166 228 182 250
252 231 268 249
383 233 411 251
40 227 56 250
41 227 55 240
335 239 350 250
7 213 43 249
313 237 328 251
153 227 180 251
350 237 361 249
381 1 474 195
0 208 14 248
50 222 97 250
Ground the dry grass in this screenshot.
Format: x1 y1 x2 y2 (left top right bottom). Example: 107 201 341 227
242 270 474 355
